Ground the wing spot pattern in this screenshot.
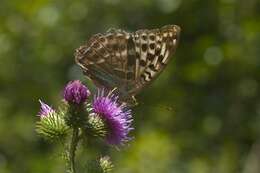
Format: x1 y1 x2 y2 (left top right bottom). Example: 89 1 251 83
141 44 148 52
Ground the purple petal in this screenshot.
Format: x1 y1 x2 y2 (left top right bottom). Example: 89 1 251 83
63 80 90 105
93 89 133 146
38 100 54 118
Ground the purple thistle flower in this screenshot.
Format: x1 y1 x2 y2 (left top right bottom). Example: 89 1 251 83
38 100 54 118
93 89 133 146
63 80 90 105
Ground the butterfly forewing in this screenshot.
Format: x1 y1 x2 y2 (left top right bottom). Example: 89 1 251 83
75 25 181 102
130 25 180 94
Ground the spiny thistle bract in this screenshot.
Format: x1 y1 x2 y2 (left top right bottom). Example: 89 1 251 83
36 101 69 140
99 156 114 172
85 113 108 138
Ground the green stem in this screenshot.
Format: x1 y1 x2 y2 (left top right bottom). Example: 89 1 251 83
69 127 79 173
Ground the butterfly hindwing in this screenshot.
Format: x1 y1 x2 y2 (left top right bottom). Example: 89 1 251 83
75 25 181 102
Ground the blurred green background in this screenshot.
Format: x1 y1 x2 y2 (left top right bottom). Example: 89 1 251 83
0 0 260 172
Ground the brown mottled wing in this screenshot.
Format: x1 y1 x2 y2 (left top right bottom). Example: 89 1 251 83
75 28 135 98
75 25 181 101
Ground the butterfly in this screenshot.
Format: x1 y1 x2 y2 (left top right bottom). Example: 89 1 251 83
75 25 181 105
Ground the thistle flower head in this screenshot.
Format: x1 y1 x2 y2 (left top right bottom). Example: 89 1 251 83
63 80 90 105
38 100 55 118
92 89 133 146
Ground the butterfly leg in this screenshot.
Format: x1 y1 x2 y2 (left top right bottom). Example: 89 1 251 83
131 95 138 106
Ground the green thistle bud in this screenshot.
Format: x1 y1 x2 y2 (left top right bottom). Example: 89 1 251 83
36 111 69 140
86 114 107 138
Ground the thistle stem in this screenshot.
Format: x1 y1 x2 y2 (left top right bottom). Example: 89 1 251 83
69 127 79 173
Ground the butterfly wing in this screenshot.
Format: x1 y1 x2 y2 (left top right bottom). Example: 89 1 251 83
75 29 137 97
128 25 181 96
75 25 181 102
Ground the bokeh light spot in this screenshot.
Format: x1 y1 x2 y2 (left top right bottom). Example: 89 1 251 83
157 0 182 13
204 46 223 66
37 6 60 27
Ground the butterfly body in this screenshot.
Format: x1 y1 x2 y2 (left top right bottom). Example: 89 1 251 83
75 25 181 104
